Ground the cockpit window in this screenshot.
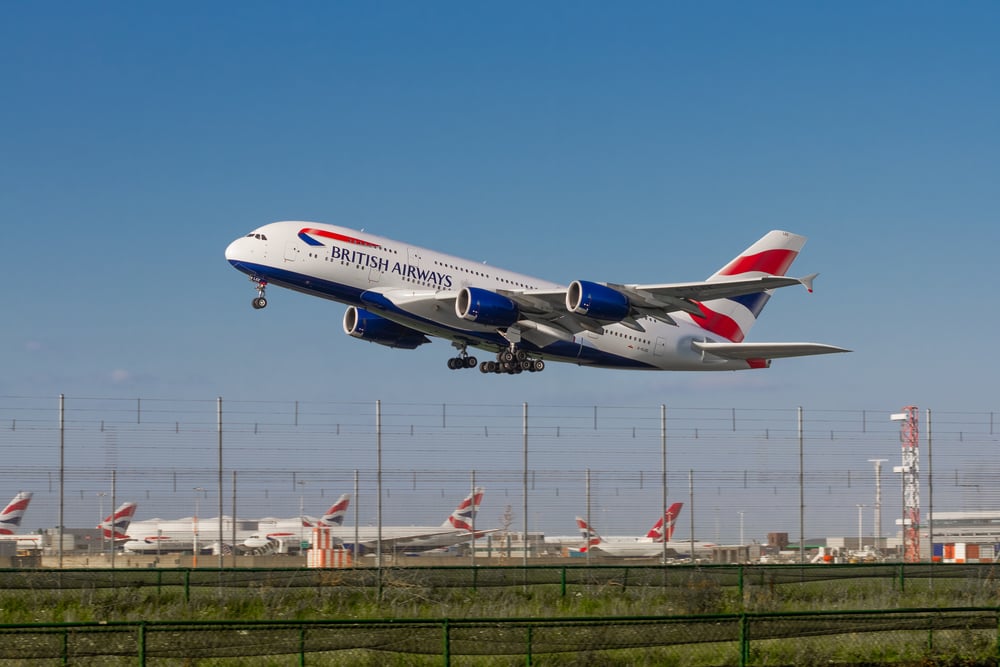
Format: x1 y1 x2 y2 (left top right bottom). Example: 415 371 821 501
245 233 268 240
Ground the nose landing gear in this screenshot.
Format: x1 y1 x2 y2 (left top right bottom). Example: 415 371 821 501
249 277 268 309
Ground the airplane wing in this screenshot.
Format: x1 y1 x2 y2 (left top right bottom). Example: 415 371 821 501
692 341 851 360
362 273 818 347
358 528 500 552
500 274 816 336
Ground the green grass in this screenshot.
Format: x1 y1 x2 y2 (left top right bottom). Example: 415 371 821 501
1 567 1000 664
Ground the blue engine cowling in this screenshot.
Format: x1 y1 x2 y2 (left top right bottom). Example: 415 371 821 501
343 307 431 349
455 287 520 327
566 280 630 321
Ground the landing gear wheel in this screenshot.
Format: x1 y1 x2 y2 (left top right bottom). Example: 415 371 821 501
465 356 478 368
533 359 545 372
252 297 268 309
500 350 515 363
515 349 528 362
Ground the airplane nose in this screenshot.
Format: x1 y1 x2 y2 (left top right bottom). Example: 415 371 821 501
225 238 242 264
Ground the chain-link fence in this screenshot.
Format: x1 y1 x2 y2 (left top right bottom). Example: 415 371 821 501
0 608 997 665
1 562 997 596
4 395 1000 551
0 564 999 663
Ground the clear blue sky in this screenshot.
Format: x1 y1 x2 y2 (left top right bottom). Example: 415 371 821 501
3 2 998 412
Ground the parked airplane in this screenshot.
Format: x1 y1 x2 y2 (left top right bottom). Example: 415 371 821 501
310 487 493 555
0 492 41 549
97 502 138 541
574 503 713 558
0 492 32 535
246 494 352 551
225 222 848 375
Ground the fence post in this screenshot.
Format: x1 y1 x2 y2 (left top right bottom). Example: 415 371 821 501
184 569 191 602
442 618 450 666
526 624 533 666
299 625 306 667
738 564 745 608
560 567 566 597
62 626 68 666
898 563 905 592
739 612 749 667
138 621 146 666
995 608 1000 663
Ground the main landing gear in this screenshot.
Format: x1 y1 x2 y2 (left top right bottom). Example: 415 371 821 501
478 347 545 374
249 277 268 309
446 343 545 374
446 342 478 370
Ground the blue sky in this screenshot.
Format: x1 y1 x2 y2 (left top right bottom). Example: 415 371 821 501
2 4 999 537
5 2 994 412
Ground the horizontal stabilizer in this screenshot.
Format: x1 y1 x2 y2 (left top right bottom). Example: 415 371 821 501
692 340 851 360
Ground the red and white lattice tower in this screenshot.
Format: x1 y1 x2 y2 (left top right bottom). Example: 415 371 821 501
894 406 920 562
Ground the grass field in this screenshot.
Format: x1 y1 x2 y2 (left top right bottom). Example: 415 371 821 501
1 566 999 664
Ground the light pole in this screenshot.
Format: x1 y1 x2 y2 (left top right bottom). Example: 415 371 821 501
97 492 107 556
738 511 745 547
298 480 307 553
868 459 887 553
193 487 205 567
856 504 866 553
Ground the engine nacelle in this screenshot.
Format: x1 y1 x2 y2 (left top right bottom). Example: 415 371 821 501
343 307 430 349
455 287 520 327
566 280 630 322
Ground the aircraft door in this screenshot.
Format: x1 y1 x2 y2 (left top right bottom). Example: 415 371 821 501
654 337 666 356
284 240 300 262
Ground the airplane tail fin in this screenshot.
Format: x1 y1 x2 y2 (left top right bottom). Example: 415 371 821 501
0 491 33 535
445 487 484 530
575 516 602 552
98 502 138 540
690 231 807 342
646 502 684 541
307 493 351 527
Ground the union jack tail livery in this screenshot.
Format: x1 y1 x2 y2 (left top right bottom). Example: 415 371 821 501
645 502 684 542
446 487 484 531
98 502 138 540
575 516 603 552
0 492 32 535
691 231 807 344
303 493 351 527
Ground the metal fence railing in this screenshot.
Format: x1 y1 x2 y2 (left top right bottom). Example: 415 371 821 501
0 608 997 665
1 562 998 598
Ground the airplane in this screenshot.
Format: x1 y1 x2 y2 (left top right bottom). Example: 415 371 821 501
225 221 848 375
97 502 138 541
0 492 41 549
123 496 354 555
310 487 494 555
245 494 352 552
574 503 713 558
0 491 32 535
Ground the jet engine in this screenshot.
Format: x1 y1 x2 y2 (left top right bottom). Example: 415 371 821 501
343 307 431 349
455 287 520 327
566 280 630 322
